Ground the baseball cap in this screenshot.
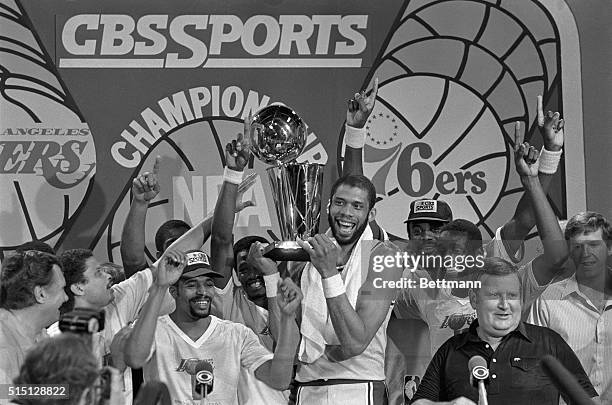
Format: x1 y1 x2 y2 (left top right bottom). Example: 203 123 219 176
181 250 224 279
404 199 453 223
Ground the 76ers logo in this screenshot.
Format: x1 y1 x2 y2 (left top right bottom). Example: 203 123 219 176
341 75 508 238
340 0 567 239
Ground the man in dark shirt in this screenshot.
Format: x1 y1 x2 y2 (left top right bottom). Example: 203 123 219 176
412 257 598 405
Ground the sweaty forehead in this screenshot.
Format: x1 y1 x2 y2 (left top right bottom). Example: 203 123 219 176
180 274 215 284
332 185 369 204
409 221 443 230
479 273 520 292
85 256 101 272
569 228 604 243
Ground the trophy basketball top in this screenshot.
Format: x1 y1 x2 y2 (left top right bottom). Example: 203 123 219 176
248 105 308 165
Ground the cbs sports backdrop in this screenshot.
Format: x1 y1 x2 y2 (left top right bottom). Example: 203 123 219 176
2 0 611 403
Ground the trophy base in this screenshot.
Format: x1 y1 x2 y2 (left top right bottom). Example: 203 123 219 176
263 241 310 261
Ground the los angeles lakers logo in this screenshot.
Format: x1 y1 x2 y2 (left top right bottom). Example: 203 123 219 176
0 1 96 250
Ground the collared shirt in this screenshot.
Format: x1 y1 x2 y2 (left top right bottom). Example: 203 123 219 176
413 320 597 405
47 268 174 405
0 309 48 387
394 259 544 356
528 274 612 404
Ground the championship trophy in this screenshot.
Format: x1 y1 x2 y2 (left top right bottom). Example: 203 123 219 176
248 105 324 261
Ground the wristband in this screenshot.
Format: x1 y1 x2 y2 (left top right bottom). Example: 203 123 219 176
345 125 366 149
263 273 281 297
223 167 244 185
322 274 346 298
538 148 563 174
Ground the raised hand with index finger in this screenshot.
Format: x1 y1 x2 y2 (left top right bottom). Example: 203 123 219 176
536 95 564 152
132 155 161 202
347 78 379 129
225 114 253 171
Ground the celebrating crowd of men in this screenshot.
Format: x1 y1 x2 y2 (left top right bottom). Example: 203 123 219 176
0 80 610 405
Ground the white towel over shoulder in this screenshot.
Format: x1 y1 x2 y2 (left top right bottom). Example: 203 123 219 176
298 225 382 363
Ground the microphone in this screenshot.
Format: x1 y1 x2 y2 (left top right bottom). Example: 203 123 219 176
468 356 489 405
541 355 596 405
194 360 214 397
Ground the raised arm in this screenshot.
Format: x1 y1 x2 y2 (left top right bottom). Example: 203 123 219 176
255 278 302 390
211 125 252 289
124 250 185 368
342 78 378 177
120 157 161 277
247 241 298 343
162 174 256 257
299 236 402 359
514 122 567 285
499 96 564 257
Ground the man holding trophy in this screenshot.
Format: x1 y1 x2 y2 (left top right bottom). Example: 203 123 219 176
243 80 402 405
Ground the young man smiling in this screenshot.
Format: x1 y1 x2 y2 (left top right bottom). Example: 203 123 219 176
124 249 302 404
529 212 612 403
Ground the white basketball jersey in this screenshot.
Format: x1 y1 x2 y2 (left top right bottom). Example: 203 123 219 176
143 315 273 405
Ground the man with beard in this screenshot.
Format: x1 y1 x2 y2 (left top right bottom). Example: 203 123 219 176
206 128 290 404
124 249 302 404
223 79 399 405
0 250 68 387
289 173 402 405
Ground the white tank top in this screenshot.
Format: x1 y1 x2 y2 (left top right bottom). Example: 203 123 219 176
295 308 392 382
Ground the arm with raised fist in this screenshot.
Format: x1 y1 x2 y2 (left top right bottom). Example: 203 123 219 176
298 235 402 359
124 250 186 368
120 157 161 277
513 122 567 286
211 120 253 289
161 173 256 259
254 278 302 390
497 95 565 259
342 78 378 177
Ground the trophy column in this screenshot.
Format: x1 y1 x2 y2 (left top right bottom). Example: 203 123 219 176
264 163 325 261
247 104 324 261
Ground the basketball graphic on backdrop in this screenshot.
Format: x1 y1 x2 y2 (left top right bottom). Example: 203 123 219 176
96 115 327 263
340 0 563 238
0 0 95 249
361 75 507 237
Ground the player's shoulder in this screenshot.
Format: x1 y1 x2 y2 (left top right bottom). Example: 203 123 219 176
213 316 253 334
538 277 571 300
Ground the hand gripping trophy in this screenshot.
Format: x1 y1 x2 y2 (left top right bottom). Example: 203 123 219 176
247 105 324 261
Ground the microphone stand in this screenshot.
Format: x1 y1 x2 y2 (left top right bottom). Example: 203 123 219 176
477 379 488 405
199 385 208 405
